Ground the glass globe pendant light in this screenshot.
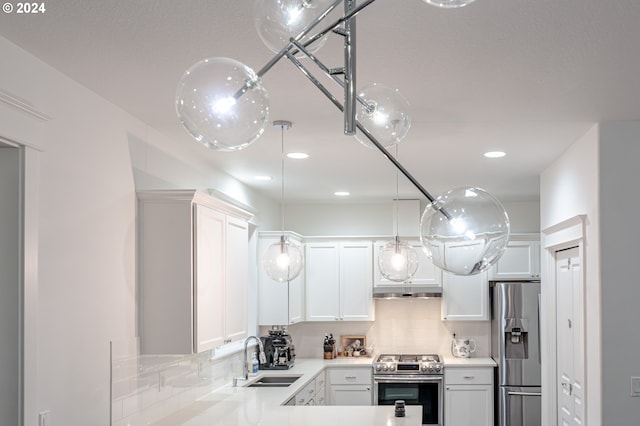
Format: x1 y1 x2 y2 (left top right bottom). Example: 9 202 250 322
262 120 304 282
423 0 477 8
175 57 270 151
254 0 336 55
420 187 510 276
378 146 419 282
355 83 412 149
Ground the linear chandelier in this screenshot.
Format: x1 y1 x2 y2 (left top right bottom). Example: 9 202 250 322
175 0 510 276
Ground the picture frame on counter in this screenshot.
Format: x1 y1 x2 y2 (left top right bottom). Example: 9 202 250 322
340 335 367 356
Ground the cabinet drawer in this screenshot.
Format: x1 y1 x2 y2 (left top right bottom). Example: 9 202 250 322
315 371 326 389
445 367 493 385
329 368 372 385
296 379 317 405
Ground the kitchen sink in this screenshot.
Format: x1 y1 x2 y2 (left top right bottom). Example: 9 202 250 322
246 375 301 387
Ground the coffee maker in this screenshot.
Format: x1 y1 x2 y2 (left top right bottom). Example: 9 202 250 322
260 327 296 370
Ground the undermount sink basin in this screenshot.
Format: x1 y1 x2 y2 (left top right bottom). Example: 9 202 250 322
247 375 301 387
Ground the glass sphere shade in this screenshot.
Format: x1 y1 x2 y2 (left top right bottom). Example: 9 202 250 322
423 0 477 8
175 57 270 151
378 239 419 282
355 83 412 149
263 237 304 282
420 187 510 276
254 0 335 55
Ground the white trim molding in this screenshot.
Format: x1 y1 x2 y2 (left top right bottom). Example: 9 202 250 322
540 214 587 426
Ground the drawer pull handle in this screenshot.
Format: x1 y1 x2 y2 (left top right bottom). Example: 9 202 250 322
309 389 314 394
463 376 475 380
346 376 356 379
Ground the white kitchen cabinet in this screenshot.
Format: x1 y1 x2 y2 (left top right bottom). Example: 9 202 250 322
305 241 374 321
441 270 489 321
257 231 305 326
489 236 541 280
294 371 326 406
327 367 372 406
138 190 252 354
444 367 494 426
373 239 442 288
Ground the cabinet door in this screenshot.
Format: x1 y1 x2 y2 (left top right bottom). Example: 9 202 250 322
194 204 226 352
490 240 540 280
305 242 340 321
329 385 372 406
441 271 489 321
340 241 374 321
257 236 288 325
288 271 304 324
444 384 493 426
224 216 248 343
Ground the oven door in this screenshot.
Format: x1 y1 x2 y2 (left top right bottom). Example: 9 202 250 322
374 375 443 426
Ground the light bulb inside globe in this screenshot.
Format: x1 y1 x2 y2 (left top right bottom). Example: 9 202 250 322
263 236 304 282
253 0 336 55
355 83 411 149
423 0 477 8
378 238 419 283
420 187 510 276
175 57 270 151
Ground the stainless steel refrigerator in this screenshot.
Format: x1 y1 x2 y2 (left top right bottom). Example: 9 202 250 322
491 281 541 426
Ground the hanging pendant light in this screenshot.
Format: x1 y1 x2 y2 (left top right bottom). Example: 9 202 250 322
378 145 419 282
262 120 304 282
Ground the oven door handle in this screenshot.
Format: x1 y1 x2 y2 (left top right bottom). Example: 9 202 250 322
374 375 443 384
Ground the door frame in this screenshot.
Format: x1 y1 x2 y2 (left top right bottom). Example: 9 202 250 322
0 136 40 426
541 215 587 426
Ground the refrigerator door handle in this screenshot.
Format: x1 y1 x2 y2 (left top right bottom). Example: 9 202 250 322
507 391 542 397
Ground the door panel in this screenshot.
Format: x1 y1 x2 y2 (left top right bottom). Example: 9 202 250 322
556 247 584 426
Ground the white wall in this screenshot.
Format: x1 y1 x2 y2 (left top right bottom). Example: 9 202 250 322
285 199 540 236
598 122 640 424
0 146 20 425
540 125 602 425
0 35 278 426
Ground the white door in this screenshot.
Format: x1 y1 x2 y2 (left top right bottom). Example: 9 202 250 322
340 241 373 320
556 247 584 426
194 204 226 351
224 216 248 343
305 242 340 321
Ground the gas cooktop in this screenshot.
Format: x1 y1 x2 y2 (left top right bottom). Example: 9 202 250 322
373 353 443 375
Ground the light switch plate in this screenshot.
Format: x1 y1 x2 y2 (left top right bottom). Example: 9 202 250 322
631 377 640 397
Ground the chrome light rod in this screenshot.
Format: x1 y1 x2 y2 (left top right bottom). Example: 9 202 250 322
285 51 444 209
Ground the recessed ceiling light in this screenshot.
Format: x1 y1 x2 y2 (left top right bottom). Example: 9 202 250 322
334 191 350 197
484 151 506 158
254 175 272 181
287 152 309 159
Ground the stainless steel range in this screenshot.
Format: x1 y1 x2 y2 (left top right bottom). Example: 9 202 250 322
373 354 443 426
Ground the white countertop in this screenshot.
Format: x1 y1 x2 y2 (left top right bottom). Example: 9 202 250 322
151 357 421 426
442 356 497 367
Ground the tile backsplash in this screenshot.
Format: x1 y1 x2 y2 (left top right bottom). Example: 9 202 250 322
279 298 491 358
110 340 243 426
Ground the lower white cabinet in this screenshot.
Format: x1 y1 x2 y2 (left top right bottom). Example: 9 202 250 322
444 367 493 426
294 371 326 406
327 367 372 406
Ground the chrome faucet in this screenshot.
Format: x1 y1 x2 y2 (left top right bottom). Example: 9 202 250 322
242 335 267 380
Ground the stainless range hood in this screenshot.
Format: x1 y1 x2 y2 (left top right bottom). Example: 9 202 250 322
373 285 442 299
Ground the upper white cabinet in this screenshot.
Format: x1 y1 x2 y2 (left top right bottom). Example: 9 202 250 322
441 270 489 321
138 190 252 354
489 235 541 280
258 231 305 326
373 239 442 288
305 240 374 321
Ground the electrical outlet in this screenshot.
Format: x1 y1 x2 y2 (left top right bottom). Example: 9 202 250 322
39 410 51 426
631 377 640 397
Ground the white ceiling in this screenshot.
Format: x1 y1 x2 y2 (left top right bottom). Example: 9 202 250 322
2 0 639 203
